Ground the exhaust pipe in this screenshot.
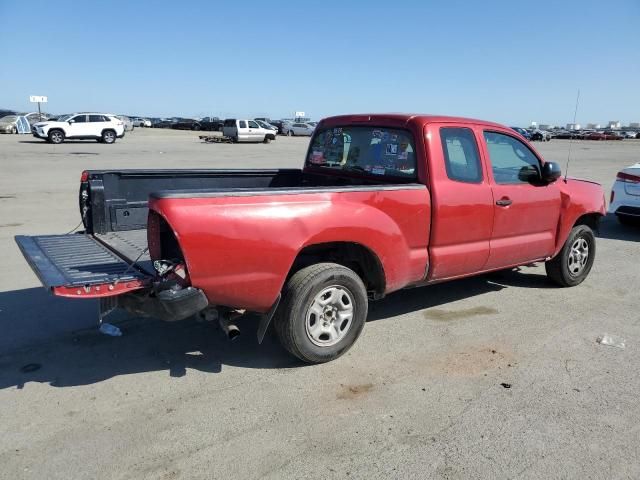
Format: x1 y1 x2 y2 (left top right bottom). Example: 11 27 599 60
218 314 241 341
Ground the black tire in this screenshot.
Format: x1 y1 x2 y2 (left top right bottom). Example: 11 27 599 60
545 224 596 287
263 136 271 144
102 130 116 144
48 129 65 144
287 130 293 136
275 263 368 364
10 125 17 134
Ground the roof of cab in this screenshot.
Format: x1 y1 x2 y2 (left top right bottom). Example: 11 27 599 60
320 113 506 129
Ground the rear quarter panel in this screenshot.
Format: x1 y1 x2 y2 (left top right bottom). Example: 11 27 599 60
150 187 431 312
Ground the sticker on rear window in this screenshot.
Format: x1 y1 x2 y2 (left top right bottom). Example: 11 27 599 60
386 144 398 155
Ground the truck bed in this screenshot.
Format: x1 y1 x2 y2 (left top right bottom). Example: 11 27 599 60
95 229 152 274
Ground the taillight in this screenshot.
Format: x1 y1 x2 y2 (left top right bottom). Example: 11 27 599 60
80 170 89 182
616 171 640 183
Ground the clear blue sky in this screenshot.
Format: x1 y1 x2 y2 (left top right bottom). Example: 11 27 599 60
1 0 638 126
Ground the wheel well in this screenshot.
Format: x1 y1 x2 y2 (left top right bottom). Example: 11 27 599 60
288 242 385 296
101 128 116 135
575 213 602 233
266 133 276 140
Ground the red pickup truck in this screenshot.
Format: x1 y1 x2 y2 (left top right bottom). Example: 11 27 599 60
16 114 606 363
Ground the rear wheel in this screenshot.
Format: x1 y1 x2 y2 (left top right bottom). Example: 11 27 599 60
545 224 596 287
10 125 17 134
275 263 368 364
102 130 116 144
263 136 271 144
48 129 65 144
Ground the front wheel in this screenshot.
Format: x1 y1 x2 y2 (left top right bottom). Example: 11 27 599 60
275 263 368 364
545 224 596 287
48 129 65 144
263 136 271 144
102 130 116 144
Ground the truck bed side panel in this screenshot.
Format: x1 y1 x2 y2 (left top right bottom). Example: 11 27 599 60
149 186 431 312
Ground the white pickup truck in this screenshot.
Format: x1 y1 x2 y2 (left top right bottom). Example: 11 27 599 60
222 119 277 143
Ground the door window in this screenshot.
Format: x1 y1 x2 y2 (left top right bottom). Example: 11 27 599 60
440 127 483 183
71 115 87 123
484 131 541 184
248 121 259 128
238 120 247 128
89 115 105 122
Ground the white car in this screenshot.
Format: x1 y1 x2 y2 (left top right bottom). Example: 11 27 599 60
132 117 151 127
32 113 125 144
609 163 640 225
284 122 315 136
222 119 277 143
621 131 637 139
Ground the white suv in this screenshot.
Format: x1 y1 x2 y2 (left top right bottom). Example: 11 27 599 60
32 113 126 144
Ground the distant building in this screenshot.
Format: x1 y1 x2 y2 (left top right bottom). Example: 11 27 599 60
586 123 601 129
538 124 552 130
629 122 640 128
530 121 538 127
566 123 581 130
608 121 621 129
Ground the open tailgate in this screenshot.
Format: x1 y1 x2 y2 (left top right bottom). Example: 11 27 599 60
15 234 150 298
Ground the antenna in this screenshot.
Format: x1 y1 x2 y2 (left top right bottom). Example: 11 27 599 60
564 89 580 182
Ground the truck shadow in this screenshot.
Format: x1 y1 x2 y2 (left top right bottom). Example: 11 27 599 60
0 267 551 389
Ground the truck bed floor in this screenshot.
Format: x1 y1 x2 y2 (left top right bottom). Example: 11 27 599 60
94 230 153 274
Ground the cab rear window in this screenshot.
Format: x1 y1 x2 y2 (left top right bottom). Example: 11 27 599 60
306 126 417 179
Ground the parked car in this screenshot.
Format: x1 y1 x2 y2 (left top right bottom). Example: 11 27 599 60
153 118 175 129
609 163 640 225
284 122 315 136
0 115 19 134
621 131 636 139
269 120 286 134
15 113 606 364
254 119 278 131
585 132 622 141
117 116 135 132
222 119 277 143
172 119 202 131
132 117 151 127
530 129 552 141
200 117 224 131
31 113 125 144
510 127 531 140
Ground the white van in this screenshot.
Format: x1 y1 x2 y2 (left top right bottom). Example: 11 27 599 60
222 119 277 143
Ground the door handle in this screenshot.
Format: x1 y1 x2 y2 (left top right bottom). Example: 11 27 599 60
496 198 513 207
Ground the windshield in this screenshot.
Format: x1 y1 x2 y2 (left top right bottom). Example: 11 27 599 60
306 126 417 179
57 114 73 122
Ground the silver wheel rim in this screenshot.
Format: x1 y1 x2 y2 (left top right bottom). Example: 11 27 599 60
52 132 62 142
305 286 354 347
105 132 114 142
568 237 589 276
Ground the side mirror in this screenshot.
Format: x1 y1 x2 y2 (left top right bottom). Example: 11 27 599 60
68 120 74 124
542 161 562 183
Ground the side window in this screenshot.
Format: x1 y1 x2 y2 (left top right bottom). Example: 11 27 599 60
248 121 259 128
239 120 247 128
72 115 87 123
89 115 104 122
483 131 541 184
440 127 483 183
